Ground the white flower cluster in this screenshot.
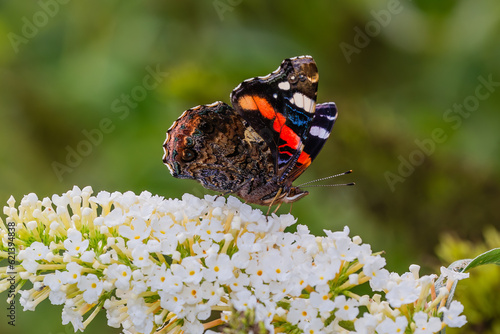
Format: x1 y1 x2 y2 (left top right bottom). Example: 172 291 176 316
0 186 467 333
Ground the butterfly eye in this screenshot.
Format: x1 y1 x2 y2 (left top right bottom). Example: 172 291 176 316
199 121 214 134
181 148 196 162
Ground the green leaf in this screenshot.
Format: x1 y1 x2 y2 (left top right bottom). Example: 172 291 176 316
463 248 500 272
437 248 500 334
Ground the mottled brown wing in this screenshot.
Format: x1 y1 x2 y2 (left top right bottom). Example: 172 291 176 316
163 102 274 194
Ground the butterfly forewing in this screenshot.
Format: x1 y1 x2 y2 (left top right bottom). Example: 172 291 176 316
287 102 338 182
230 56 319 178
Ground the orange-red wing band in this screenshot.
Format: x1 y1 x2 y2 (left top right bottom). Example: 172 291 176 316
277 123 300 150
238 95 276 120
237 95 258 111
296 151 311 166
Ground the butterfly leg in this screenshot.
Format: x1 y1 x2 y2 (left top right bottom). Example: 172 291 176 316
272 202 283 214
266 188 283 215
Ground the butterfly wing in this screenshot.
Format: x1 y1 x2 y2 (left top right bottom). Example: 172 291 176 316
162 102 275 194
230 56 319 177
287 102 338 182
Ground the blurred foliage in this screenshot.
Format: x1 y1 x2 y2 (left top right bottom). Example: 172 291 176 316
436 226 500 334
0 0 499 332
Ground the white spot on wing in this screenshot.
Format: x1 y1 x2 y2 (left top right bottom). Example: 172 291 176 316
304 98 314 114
292 93 314 113
309 126 330 139
278 81 290 90
290 55 312 61
207 101 223 107
324 114 337 121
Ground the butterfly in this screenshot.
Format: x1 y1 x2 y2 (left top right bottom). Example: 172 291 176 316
163 56 338 207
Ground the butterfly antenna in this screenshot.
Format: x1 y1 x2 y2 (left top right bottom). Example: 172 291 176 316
301 182 355 188
297 170 354 187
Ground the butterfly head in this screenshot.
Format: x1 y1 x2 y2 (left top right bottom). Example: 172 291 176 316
281 186 309 203
256 184 309 206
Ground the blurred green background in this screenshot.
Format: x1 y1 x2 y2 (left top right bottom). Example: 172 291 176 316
1 0 499 333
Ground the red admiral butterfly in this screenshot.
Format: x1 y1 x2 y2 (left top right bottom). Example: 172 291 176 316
163 56 338 206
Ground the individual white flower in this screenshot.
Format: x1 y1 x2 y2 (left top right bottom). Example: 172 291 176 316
439 300 467 328
131 276 148 295
200 281 223 306
309 284 334 313
48 289 67 305
302 317 326 334
162 268 184 294
287 298 318 325
99 252 111 264
246 256 270 285
268 280 290 301
147 263 168 292
63 229 89 256
237 232 262 253
181 318 204 333
24 242 51 261
174 257 203 284
325 230 360 262
119 217 152 247
307 252 339 286
19 242 51 273
77 273 103 304
80 250 95 263
127 297 154 334
363 254 386 278
231 249 250 269
261 248 292 282
333 294 359 321
440 266 470 281
191 240 219 258
232 289 258 312
150 215 175 240
44 271 64 291
103 207 127 227
114 191 139 208
413 311 443 334
180 283 203 305
226 272 250 292
61 262 83 284
203 253 234 283
385 277 421 308
131 245 153 268
159 225 185 255
286 269 310 297
197 216 225 243
353 312 381 334
18 290 36 311
107 264 132 290
158 290 185 315
61 303 84 331
376 315 408 334
252 281 271 303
